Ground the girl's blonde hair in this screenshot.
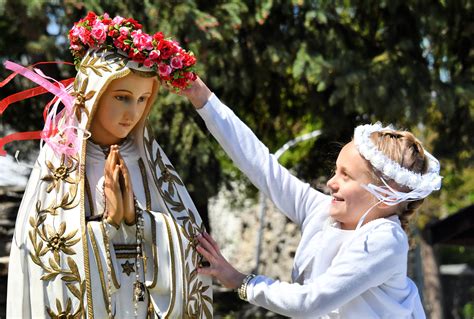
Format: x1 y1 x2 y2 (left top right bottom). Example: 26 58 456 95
369 130 429 232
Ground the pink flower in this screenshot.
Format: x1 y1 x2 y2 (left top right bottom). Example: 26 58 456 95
143 58 154 68
91 22 107 43
158 63 172 77
184 71 197 81
70 25 81 38
77 27 91 45
149 50 160 60
119 27 129 37
170 55 183 69
112 16 124 25
132 30 153 51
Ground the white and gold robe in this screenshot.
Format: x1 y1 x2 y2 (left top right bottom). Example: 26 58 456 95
7 49 212 318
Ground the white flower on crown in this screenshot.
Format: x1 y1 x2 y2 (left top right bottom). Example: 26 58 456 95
353 122 442 202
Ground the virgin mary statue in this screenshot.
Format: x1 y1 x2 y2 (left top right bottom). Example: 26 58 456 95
5 12 212 318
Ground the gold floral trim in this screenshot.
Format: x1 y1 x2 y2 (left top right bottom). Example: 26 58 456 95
41 155 78 193
144 210 158 289
71 77 95 122
100 222 121 289
138 157 151 210
84 175 95 216
28 152 86 318
87 223 110 312
170 217 188 316
79 52 113 77
162 215 177 319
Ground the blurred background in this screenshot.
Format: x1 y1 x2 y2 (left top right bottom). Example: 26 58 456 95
0 1 472 318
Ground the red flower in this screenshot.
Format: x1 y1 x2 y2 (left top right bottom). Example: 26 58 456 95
85 12 97 24
182 53 196 67
157 40 178 60
149 50 160 61
143 58 154 68
101 15 112 25
152 32 164 42
171 77 188 89
170 55 184 69
184 71 197 81
158 63 172 77
108 29 119 38
124 18 142 30
128 50 145 62
69 12 198 92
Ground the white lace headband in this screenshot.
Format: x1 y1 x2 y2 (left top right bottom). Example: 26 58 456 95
353 123 442 205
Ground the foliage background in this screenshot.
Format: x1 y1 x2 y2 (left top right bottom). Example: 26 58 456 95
0 0 472 316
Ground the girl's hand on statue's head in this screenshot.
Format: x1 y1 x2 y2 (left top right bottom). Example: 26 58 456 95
161 76 212 110
181 76 212 110
196 232 246 289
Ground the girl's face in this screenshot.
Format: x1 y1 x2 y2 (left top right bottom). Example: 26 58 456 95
326 141 380 230
90 73 156 145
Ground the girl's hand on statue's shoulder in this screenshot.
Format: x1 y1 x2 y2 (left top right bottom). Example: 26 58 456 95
196 232 246 290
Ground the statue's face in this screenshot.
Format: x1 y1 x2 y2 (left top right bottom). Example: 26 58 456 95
90 72 155 145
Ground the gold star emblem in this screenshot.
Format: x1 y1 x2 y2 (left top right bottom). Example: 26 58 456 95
121 260 135 276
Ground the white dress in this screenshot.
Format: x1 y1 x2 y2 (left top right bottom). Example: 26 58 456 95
197 94 426 319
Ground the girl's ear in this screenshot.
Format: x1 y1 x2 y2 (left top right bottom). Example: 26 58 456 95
377 201 404 220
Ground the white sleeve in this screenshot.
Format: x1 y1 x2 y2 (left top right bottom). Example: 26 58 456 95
197 94 329 226
246 223 407 317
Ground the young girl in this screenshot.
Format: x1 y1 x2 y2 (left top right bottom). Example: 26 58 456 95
4 12 212 318
183 78 441 318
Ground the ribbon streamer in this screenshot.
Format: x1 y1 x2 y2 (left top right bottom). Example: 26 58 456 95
0 61 75 156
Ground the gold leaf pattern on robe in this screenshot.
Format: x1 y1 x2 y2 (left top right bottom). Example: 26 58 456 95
28 154 85 317
144 131 213 318
71 77 94 122
41 155 78 193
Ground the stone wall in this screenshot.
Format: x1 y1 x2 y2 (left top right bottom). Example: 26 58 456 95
208 187 300 317
208 187 302 281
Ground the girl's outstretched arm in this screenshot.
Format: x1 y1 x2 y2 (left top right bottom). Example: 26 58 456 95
183 77 329 227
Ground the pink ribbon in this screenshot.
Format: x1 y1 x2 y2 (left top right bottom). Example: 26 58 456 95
1 61 80 157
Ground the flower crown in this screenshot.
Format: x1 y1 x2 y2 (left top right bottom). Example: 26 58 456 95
68 12 197 91
354 123 442 205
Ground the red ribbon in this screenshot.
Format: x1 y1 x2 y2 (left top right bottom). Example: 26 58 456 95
0 61 75 156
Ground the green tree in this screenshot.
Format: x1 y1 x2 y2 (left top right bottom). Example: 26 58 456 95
1 0 472 317
1 0 472 282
